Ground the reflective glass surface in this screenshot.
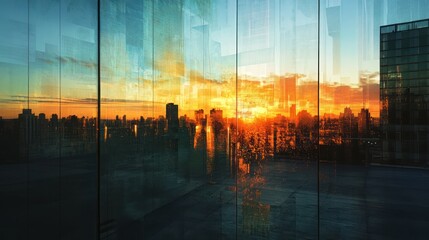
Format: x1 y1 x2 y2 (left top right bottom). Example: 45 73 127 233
1 0 429 239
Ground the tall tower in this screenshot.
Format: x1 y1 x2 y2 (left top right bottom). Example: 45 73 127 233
18 109 35 145
166 103 179 133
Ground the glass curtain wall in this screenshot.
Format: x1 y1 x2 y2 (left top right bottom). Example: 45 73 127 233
236 0 318 238
0 1 32 239
1 0 429 239
100 0 237 239
0 0 98 240
319 0 429 239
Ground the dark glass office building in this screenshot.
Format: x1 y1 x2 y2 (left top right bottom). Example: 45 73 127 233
380 19 429 165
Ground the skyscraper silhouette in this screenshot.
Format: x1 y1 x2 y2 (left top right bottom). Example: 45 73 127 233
166 103 179 133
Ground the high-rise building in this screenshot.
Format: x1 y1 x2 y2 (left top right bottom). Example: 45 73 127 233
339 107 358 140
276 75 297 111
166 103 179 133
18 109 35 145
166 103 178 122
209 109 223 134
358 108 371 138
209 108 223 121
195 109 205 124
380 19 429 165
122 115 127 127
290 104 296 123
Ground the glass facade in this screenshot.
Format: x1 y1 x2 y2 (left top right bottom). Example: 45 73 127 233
0 0 428 239
380 19 429 165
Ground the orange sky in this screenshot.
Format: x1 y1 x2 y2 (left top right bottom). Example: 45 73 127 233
0 72 379 120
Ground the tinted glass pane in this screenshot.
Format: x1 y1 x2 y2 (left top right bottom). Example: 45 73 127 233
0 1 97 239
0 1 30 239
59 0 97 238
100 0 237 238
2 1 429 240
320 0 429 239
237 0 318 238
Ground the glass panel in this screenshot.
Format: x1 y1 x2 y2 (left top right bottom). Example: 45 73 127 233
0 1 98 239
150 1 237 238
100 0 151 238
27 1 61 238
59 0 98 239
320 0 429 239
100 0 237 238
0 1 30 239
237 0 318 238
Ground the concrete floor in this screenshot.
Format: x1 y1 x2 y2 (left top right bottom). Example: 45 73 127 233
1 158 429 239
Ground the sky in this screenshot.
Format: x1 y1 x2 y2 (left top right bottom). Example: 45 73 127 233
1 0 429 120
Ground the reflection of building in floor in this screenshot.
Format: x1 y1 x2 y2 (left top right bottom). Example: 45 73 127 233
240 156 270 237
242 200 271 237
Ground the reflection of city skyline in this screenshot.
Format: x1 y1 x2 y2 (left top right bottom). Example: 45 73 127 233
0 71 380 120
2 1 429 239
4 102 379 150
1 103 381 184
3 100 378 123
